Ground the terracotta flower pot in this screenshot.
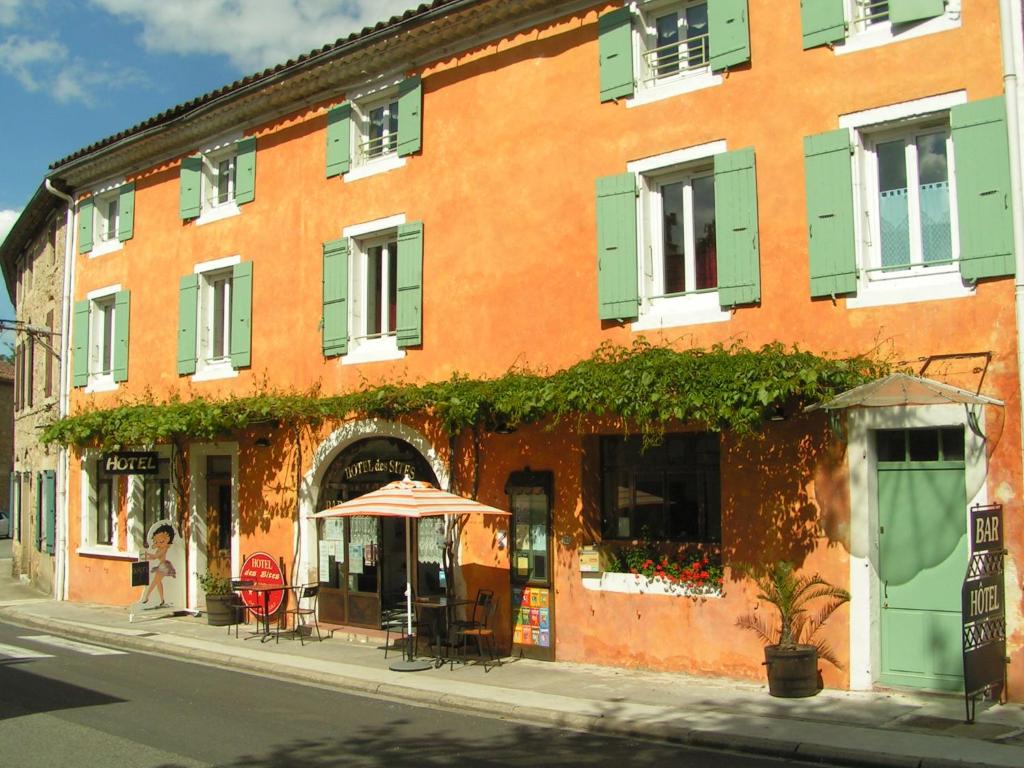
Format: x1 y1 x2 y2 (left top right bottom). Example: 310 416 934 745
763 644 820 698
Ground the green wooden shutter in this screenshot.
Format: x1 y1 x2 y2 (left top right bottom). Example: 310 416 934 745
714 148 761 308
177 275 199 375
596 173 639 320
113 290 130 383
397 76 423 158
43 470 55 554
234 137 256 205
889 0 946 25
326 104 352 177
709 0 750 71
117 182 135 241
952 97 1014 281
804 129 857 298
598 7 634 102
72 299 90 387
35 472 42 551
322 238 350 357
179 154 202 220
396 222 424 348
230 262 253 368
78 199 94 253
801 0 846 49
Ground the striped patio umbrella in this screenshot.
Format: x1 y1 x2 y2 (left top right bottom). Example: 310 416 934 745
310 477 509 670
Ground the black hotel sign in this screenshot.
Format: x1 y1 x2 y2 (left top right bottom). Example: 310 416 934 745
102 451 159 475
961 504 1006 721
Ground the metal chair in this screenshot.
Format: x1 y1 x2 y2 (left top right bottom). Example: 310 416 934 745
280 584 322 645
228 579 255 638
380 605 418 658
450 588 494 634
454 592 499 667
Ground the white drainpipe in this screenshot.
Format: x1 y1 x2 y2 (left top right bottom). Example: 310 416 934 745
43 178 75 601
1000 1 1024 483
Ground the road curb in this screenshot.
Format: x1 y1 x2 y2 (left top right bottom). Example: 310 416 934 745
0 607 1007 768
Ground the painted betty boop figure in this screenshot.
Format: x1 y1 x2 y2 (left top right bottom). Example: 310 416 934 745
140 522 177 608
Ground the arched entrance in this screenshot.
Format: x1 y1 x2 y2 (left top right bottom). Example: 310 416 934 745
315 436 442 628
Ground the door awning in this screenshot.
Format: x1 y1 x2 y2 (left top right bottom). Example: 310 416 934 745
804 373 1004 412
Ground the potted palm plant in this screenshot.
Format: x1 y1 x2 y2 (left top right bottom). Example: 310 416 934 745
198 571 236 626
736 561 850 698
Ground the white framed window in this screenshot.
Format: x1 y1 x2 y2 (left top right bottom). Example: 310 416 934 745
81 179 134 257
77 454 133 559
95 191 120 247
838 0 961 55
638 0 709 85
340 215 407 365
843 92 972 307
127 449 174 554
196 258 237 379
629 142 730 329
182 133 255 226
84 284 122 392
203 146 237 212
343 85 409 182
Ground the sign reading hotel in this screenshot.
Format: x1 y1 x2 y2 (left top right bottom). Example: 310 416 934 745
102 451 159 475
239 551 286 617
961 504 1007 719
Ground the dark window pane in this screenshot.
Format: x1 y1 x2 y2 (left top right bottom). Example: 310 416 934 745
941 427 965 461
692 174 717 290
661 181 686 294
908 429 940 462
876 430 905 462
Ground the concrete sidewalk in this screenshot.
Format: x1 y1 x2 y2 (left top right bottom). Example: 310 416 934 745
0 574 1021 768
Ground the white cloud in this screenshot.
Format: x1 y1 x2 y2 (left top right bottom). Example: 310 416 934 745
0 33 148 105
0 0 27 27
92 0 421 72
0 209 21 247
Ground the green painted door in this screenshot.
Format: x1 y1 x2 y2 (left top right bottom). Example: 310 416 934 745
877 428 967 692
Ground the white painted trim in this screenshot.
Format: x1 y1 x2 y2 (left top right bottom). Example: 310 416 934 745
846 272 974 309
191 363 239 382
193 254 241 274
197 131 243 156
342 213 406 239
846 404 989 691
627 71 722 108
839 91 967 130
86 283 122 300
627 140 727 175
297 421 447 589
84 377 119 394
195 201 240 227
342 339 406 365
89 239 124 259
581 570 722 598
344 155 407 183
836 1 961 57
631 293 730 330
188 443 239 613
78 452 123 554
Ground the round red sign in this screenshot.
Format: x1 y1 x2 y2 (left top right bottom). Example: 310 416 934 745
239 551 286 616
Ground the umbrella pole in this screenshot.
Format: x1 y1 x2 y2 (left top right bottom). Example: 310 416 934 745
389 517 432 672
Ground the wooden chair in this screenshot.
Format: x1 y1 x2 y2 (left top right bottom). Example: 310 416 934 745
280 584 322 645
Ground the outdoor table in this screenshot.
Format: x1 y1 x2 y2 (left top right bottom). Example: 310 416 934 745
241 583 295 641
413 596 474 664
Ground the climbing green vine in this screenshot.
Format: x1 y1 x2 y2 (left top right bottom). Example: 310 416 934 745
41 340 888 450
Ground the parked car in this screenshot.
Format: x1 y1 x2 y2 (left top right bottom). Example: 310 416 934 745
0 510 10 538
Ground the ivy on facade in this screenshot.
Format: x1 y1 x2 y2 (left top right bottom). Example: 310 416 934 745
41 340 889 450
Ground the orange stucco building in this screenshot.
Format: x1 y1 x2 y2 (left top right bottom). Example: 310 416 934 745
44 1 1022 698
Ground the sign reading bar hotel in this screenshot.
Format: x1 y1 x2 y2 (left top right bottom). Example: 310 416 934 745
961 504 1007 721
102 451 159 475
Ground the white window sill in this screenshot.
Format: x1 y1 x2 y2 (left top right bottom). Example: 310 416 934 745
192 361 238 381
836 14 961 56
345 154 406 183
76 546 136 560
582 571 723 598
632 293 730 331
342 338 406 366
195 201 240 227
627 71 723 109
85 376 118 394
89 239 123 258
847 269 974 309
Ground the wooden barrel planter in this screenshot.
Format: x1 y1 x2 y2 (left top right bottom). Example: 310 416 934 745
764 645 820 698
205 594 238 626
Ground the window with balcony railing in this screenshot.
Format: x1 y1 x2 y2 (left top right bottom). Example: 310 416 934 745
641 1 709 86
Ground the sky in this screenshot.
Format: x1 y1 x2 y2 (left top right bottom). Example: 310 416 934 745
0 0 421 343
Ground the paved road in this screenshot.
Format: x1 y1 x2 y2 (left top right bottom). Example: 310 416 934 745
0 619 867 768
